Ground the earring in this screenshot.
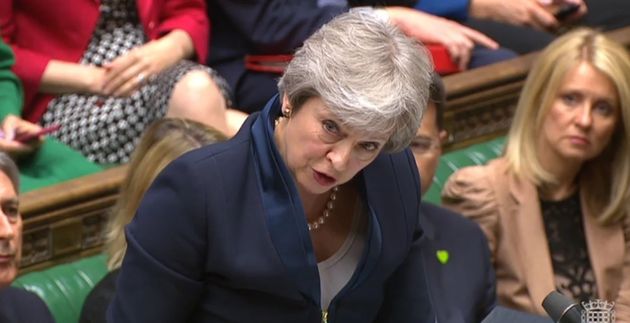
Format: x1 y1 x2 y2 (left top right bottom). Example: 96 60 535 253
282 109 291 118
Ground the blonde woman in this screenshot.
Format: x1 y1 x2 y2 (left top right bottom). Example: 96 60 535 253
442 28 630 319
79 118 226 323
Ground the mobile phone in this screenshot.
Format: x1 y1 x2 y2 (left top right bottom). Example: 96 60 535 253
554 3 580 21
14 124 62 143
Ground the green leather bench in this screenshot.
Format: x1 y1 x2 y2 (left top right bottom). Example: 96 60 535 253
423 136 505 205
13 255 108 323
10 137 506 323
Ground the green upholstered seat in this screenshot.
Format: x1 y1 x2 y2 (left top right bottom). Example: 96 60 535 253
19 138 105 193
13 254 108 323
423 137 505 205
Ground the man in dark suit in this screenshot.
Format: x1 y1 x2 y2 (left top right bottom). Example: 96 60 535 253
411 73 496 323
0 152 54 322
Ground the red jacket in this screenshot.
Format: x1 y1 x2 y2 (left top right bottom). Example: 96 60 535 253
0 0 209 122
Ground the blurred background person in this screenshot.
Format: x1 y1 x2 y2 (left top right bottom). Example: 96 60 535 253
417 0 587 54
0 152 54 323
0 37 105 192
207 0 515 113
110 10 437 322
79 118 226 323
417 0 630 55
442 28 630 319
411 73 496 323
0 0 246 165
0 38 27 154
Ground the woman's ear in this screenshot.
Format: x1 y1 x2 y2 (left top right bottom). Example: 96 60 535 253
281 94 292 117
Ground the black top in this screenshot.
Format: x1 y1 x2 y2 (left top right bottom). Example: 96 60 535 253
80 269 119 323
540 192 597 302
0 286 55 323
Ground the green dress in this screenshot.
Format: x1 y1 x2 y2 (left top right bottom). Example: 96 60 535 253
0 39 103 193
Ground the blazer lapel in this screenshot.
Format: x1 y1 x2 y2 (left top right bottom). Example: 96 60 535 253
580 189 624 301
250 95 320 306
507 174 556 312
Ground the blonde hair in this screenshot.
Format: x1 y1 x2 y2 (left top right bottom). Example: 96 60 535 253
105 118 226 269
505 28 630 224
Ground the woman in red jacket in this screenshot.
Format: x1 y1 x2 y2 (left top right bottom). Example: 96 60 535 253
0 0 244 164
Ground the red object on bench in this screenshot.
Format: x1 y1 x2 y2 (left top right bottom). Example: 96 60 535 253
426 44 460 75
245 43 459 76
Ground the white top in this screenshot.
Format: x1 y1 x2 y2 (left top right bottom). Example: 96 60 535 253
317 199 367 310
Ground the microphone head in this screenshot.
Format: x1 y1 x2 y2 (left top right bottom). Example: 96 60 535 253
542 291 582 323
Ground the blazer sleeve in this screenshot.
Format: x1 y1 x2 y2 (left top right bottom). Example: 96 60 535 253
0 0 50 106
156 0 209 63
0 37 22 121
614 214 630 322
441 166 501 263
213 0 347 54
108 156 213 322
374 213 437 323
414 0 471 21
374 151 436 323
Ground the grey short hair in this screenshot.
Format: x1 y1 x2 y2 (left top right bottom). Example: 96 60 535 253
278 8 433 152
0 153 19 193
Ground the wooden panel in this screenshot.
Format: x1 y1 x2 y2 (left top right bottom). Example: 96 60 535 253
19 166 127 271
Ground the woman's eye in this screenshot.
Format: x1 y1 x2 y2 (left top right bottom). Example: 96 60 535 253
594 102 614 116
323 120 339 134
360 142 378 152
561 93 580 106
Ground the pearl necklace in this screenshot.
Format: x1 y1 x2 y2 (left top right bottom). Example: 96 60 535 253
308 186 339 231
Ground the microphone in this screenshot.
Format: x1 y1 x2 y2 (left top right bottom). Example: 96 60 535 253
542 291 583 323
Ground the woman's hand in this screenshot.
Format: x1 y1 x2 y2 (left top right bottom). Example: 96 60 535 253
101 30 195 97
469 0 587 31
0 115 43 157
384 7 498 70
40 62 107 95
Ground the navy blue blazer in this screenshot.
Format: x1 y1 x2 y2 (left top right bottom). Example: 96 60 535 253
109 96 436 322
420 202 497 323
0 287 55 323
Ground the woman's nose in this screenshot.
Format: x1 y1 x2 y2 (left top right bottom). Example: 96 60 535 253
327 142 353 171
575 106 593 129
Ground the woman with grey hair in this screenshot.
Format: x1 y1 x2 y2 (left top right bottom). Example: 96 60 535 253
110 9 435 322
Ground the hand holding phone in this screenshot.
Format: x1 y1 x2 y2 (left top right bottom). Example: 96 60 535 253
14 124 62 143
554 3 580 20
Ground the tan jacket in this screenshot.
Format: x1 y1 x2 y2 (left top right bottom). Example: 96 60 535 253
441 158 630 321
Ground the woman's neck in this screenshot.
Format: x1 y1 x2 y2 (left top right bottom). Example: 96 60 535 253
537 147 582 201
298 186 335 221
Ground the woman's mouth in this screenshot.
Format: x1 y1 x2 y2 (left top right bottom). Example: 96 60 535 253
568 135 590 146
313 170 336 187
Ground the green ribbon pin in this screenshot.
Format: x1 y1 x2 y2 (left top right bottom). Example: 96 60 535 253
436 250 449 264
